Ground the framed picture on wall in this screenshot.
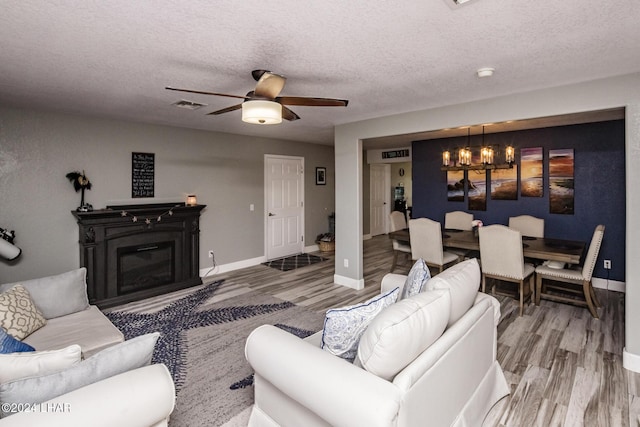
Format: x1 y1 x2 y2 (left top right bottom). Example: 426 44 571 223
316 167 326 185
521 147 543 197
491 166 518 200
447 170 465 202
549 149 574 214
468 170 487 211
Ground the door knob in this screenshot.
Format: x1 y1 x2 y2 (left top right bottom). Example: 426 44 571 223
268 212 275 216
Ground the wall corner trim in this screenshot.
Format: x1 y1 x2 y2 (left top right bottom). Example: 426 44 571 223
334 274 365 290
623 348 640 373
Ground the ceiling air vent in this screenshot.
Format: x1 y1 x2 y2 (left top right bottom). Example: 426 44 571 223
172 100 207 110
446 0 475 8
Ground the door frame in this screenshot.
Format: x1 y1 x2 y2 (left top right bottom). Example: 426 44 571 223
264 154 305 260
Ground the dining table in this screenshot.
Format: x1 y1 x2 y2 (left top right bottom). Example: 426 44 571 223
389 228 586 265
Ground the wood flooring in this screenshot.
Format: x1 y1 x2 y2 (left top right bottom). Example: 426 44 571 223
208 235 640 426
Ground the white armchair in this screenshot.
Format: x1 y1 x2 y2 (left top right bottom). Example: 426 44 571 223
245 259 509 427
0 364 175 427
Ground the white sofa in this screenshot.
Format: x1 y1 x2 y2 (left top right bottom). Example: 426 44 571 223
245 259 510 427
0 268 176 426
0 267 124 357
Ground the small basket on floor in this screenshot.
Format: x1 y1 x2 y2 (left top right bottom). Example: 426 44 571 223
318 240 335 252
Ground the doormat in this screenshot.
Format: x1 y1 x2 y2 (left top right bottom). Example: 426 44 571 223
262 254 327 272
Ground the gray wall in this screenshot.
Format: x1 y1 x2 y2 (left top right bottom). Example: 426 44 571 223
0 105 334 282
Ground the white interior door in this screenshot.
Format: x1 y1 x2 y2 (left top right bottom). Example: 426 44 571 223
370 164 391 236
265 155 304 260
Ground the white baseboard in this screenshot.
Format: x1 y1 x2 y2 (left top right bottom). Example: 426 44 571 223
363 234 372 240
624 348 640 373
334 274 364 290
305 244 320 253
199 255 266 278
592 277 625 293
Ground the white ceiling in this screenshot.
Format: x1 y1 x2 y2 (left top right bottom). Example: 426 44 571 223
1 1 638 147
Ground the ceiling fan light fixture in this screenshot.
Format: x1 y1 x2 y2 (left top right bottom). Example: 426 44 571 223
242 100 282 125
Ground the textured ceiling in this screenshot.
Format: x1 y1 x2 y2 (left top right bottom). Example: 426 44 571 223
1 1 639 146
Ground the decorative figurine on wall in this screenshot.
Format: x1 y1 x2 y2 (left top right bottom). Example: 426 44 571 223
66 170 93 212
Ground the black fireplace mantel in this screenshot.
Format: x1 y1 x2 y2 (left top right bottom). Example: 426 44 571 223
72 203 206 308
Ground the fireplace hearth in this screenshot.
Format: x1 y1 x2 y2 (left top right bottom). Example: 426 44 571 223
72 203 205 308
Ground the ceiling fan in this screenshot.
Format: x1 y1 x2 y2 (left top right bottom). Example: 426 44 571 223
166 70 349 124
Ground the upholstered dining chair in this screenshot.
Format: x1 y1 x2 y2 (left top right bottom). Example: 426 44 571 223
535 224 605 318
479 224 535 316
389 211 412 272
444 211 474 231
508 215 544 238
444 211 474 259
409 218 459 273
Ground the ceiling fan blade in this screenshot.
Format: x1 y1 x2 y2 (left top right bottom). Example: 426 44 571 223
282 106 300 121
254 72 286 99
207 104 242 115
166 87 247 100
276 96 349 107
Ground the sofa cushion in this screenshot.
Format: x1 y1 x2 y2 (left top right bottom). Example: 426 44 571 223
0 268 90 320
0 328 34 354
400 258 430 300
321 287 399 362
0 332 159 416
22 306 125 358
0 285 47 340
0 344 81 384
424 258 481 328
357 289 451 381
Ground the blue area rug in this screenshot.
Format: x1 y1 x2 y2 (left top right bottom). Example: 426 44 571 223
105 280 325 426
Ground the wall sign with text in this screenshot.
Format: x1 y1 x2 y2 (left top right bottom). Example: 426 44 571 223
366 147 412 164
132 152 155 198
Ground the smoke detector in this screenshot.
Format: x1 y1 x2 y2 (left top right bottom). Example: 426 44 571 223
477 67 495 78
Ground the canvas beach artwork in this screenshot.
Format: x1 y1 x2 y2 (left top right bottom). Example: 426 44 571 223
490 166 518 200
521 147 543 197
447 170 465 202
549 148 574 214
468 170 487 211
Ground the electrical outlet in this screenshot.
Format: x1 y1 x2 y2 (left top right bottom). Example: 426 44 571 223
208 250 214 259
343 259 349 268
604 259 611 270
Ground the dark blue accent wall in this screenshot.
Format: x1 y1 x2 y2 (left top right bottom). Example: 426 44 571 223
412 120 625 281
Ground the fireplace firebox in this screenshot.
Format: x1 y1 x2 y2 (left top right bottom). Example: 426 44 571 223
117 241 175 295
72 203 205 308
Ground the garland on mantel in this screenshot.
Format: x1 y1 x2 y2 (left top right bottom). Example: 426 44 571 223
120 208 174 225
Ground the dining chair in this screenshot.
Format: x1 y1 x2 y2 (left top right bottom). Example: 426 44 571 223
389 211 412 272
508 215 544 238
478 224 535 316
444 211 474 231
444 211 474 259
534 224 605 318
409 218 459 273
